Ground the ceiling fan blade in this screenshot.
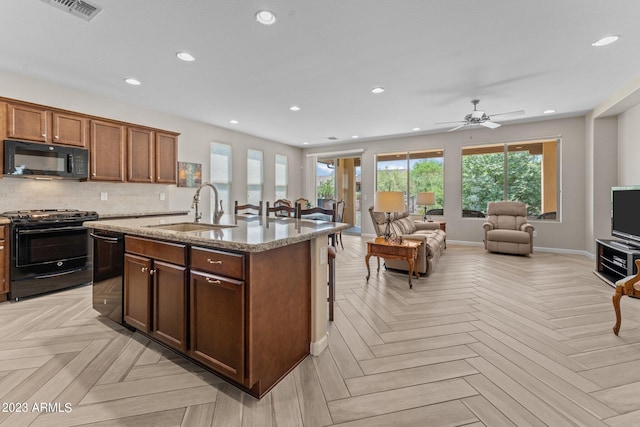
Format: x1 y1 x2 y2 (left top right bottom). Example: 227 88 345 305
447 123 468 132
435 120 466 125
480 121 501 129
489 110 525 119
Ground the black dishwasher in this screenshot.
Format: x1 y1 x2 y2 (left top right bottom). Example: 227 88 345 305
91 230 124 325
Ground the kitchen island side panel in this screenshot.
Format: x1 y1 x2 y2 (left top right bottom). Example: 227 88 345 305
246 240 311 396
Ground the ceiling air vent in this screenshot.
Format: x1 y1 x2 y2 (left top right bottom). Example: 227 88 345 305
41 0 103 21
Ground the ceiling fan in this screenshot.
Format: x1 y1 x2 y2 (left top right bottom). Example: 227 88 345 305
437 99 525 132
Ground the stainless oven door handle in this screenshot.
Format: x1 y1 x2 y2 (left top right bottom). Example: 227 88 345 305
18 226 87 235
35 268 83 279
90 233 122 243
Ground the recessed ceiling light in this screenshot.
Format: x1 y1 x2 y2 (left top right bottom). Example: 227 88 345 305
229 119 239 124
289 105 300 111
592 35 619 47
302 142 309 145
412 127 421 131
256 10 276 25
352 135 359 139
371 87 385 94
543 109 556 114
124 78 141 86
176 52 195 62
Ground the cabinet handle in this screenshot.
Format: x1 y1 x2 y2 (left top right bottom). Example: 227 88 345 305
0 246 3 250
207 259 223 265
141 267 148 272
55 135 59 139
205 278 221 284
150 269 156 275
42 133 46 137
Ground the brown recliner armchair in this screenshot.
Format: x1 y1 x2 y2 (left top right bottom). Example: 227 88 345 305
483 201 534 255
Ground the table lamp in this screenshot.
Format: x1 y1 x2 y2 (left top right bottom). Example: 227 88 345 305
374 191 405 241
417 192 435 222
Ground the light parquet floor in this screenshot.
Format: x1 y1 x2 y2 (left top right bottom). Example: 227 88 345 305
2 235 640 426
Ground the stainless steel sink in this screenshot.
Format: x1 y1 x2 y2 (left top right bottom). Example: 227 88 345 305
147 222 236 232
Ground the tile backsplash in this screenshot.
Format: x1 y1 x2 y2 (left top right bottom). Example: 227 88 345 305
0 178 172 215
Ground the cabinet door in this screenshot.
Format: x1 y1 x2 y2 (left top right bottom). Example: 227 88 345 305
0 226 7 295
124 253 152 332
52 112 87 147
189 270 245 383
127 127 154 183
90 120 125 181
7 103 48 142
152 261 188 351
155 132 177 184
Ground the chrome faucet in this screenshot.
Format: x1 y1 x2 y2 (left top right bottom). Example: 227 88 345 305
191 182 224 223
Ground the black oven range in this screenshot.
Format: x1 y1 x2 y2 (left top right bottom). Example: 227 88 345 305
2 209 99 300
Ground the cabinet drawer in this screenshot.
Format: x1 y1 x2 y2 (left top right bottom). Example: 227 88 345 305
125 236 186 266
191 247 245 280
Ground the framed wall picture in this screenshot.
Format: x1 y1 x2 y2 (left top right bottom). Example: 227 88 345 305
177 162 202 187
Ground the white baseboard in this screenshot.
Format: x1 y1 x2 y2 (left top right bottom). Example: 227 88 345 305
310 333 328 356
448 239 593 258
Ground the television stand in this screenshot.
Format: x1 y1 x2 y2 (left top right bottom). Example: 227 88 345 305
595 239 640 287
609 240 640 251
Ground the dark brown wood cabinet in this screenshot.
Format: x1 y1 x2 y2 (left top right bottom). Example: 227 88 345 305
127 127 154 183
123 253 152 332
190 270 245 382
0 225 8 300
153 261 188 351
90 120 125 181
122 234 311 398
124 236 188 351
155 132 178 184
7 103 48 142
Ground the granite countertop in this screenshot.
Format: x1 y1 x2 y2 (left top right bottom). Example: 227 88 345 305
97 211 190 219
84 213 350 252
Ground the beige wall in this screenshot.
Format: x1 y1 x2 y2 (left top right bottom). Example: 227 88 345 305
305 116 588 252
618 104 640 185
0 70 303 217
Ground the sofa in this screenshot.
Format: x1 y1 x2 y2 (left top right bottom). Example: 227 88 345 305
368 206 446 275
483 201 534 255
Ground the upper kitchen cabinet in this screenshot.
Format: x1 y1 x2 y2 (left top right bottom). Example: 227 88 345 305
91 120 125 182
127 127 155 183
127 128 178 184
155 132 178 184
52 111 87 147
6 103 48 142
5 103 87 147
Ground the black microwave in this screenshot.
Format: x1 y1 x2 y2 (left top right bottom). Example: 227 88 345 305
3 140 89 180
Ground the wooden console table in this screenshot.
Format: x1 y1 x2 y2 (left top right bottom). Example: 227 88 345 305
365 237 421 288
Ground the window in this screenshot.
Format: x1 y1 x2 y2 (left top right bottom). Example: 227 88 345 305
211 142 232 213
247 149 263 205
375 149 444 214
275 154 288 200
461 140 559 219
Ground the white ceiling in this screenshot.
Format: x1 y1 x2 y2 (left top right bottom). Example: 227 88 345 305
2 1 640 147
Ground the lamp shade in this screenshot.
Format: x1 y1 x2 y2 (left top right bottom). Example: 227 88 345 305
374 191 405 213
417 192 435 205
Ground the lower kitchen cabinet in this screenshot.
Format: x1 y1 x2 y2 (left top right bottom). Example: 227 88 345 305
153 261 188 352
189 270 245 383
124 236 187 351
123 253 152 332
122 234 311 397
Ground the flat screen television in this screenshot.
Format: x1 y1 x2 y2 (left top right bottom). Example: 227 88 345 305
612 186 640 247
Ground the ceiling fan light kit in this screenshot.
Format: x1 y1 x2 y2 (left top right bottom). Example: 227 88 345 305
437 99 525 132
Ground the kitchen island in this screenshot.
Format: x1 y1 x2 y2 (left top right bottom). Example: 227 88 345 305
85 213 348 398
